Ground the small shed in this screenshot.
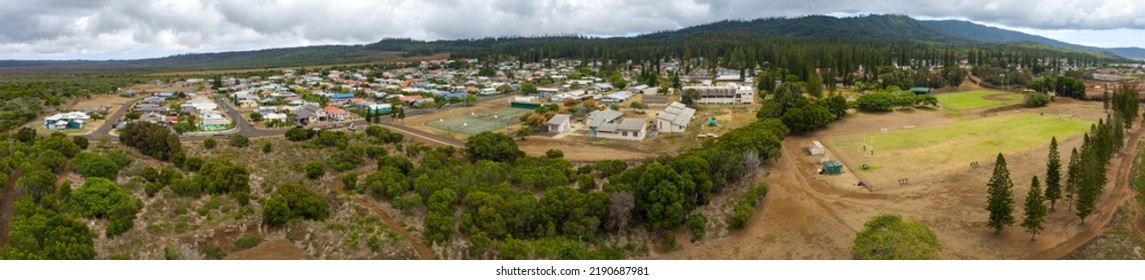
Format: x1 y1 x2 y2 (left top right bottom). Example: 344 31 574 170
909 87 932 95
809 140 825 155
821 160 844 175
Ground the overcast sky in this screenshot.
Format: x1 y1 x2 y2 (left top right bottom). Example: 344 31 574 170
3 0 1145 60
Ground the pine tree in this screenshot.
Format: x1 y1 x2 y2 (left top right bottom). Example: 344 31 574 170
1021 176 1046 241
1075 149 1099 224
1044 137 1062 211
986 153 1015 234
1066 148 1080 211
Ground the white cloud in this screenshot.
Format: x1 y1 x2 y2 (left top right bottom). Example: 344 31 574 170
1 0 1145 59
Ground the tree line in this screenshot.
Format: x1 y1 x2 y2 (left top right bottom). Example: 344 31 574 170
986 84 1139 239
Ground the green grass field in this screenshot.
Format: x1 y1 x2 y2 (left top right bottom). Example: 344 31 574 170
935 90 1024 111
827 113 1091 173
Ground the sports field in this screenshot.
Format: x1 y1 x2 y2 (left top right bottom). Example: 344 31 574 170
425 107 530 135
935 90 1024 111
826 113 1091 173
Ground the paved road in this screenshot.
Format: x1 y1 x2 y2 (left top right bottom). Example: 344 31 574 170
83 98 142 141
83 93 514 145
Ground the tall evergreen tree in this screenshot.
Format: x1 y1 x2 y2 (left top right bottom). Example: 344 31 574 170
1044 137 1062 210
1075 149 1100 224
806 70 823 98
1021 176 1046 240
1066 147 1080 211
986 153 1015 234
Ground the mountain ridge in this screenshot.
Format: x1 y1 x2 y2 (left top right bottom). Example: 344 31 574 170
2 14 1141 71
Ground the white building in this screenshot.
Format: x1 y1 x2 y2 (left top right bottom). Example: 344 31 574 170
656 102 695 133
809 140 825 155
547 114 572 133
43 112 91 130
594 118 647 141
685 83 754 104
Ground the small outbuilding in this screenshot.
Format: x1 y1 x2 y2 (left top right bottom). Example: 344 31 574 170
809 140 825 155
547 114 572 133
909 87 932 95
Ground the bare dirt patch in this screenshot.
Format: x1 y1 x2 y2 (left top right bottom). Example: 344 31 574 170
226 239 313 260
518 137 653 161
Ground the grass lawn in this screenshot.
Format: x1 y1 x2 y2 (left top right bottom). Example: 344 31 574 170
935 90 1024 111
827 113 1091 173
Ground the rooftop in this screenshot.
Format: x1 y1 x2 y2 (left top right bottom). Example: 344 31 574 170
657 102 696 127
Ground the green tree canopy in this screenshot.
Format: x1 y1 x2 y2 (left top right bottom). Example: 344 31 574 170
851 214 940 260
464 132 524 163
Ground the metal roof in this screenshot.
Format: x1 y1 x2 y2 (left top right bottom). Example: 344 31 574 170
547 114 571 125
657 102 695 127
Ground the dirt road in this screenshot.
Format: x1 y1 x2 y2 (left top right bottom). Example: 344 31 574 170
331 170 435 260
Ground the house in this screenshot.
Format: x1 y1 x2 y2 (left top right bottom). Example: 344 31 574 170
478 88 498 95
586 109 624 137
238 99 259 108
134 104 168 114
182 98 218 112
154 92 176 99
295 109 317 125
324 106 349 121
413 97 436 107
643 95 669 107
350 98 369 107
592 83 614 91
199 113 230 131
398 95 424 105
43 112 91 130
367 103 393 114
328 93 356 100
142 112 167 124
909 87 933 94
809 141 825 155
257 106 278 115
656 102 695 133
547 114 572 133
264 113 288 122
603 91 632 104
435 91 468 100
594 118 647 141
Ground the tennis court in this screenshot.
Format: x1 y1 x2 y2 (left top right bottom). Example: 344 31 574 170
425 107 531 135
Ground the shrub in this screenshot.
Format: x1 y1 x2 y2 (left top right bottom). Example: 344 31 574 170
203 138 218 149
105 149 133 168
202 243 226 260
262 184 331 227
261 141 273 153
285 127 317 141
1025 92 1051 107
341 173 359 193
72 152 119 180
689 212 708 239
856 92 896 112
305 162 325 179
577 173 596 192
72 136 89 150
233 235 263 250
119 121 182 161
229 135 250 148
729 201 753 230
